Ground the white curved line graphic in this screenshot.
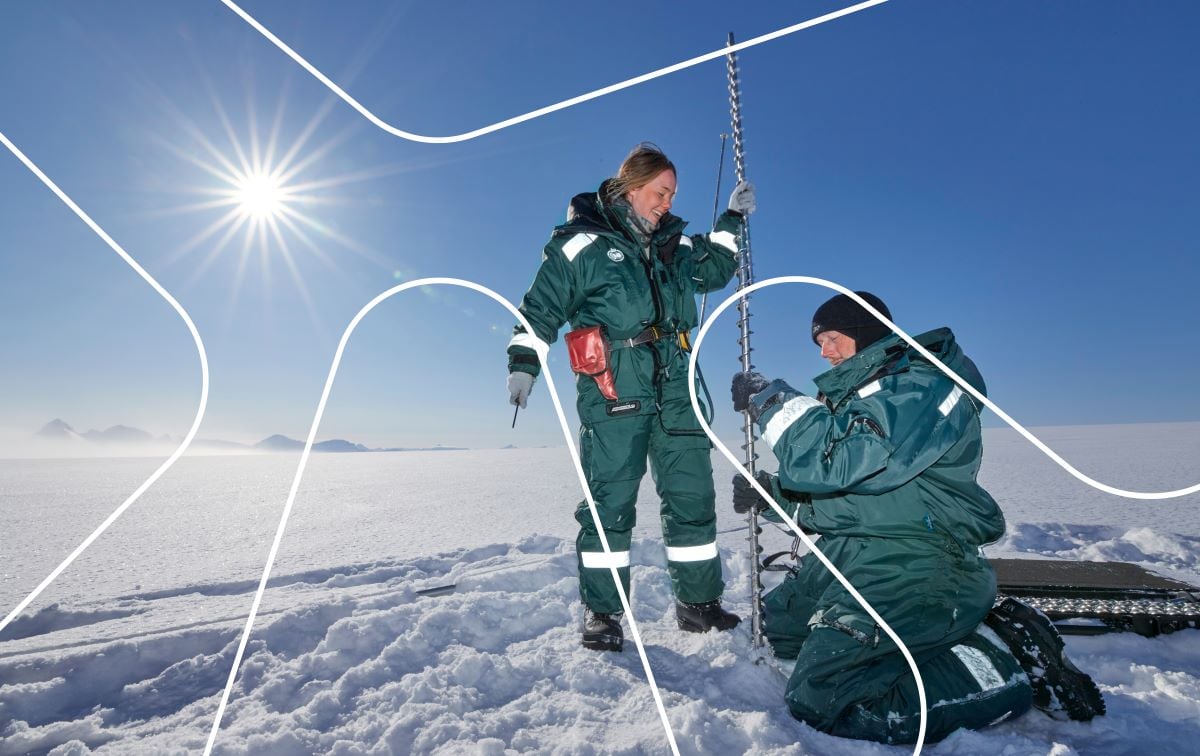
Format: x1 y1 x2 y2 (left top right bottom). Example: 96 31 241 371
204 278 681 756
690 276 1200 754
0 131 211 636
692 279 928 752
708 277 1200 501
219 0 889 144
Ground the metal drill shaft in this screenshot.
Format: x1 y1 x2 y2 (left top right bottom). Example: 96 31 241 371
727 31 765 651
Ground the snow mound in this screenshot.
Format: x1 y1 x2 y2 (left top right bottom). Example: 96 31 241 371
0 604 144 643
996 523 1200 574
4 534 1200 754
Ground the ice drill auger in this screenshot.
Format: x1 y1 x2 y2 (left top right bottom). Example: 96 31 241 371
725 32 767 652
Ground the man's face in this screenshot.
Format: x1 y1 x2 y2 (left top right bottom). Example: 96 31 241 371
625 169 676 224
817 330 857 367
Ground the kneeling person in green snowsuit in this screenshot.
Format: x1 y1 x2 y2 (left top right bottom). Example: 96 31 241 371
730 292 1064 744
506 144 751 651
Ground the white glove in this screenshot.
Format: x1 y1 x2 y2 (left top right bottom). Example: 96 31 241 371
508 371 535 408
728 180 756 215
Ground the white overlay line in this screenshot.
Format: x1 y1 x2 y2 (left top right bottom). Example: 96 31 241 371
219 0 889 144
693 281 929 753
689 277 1200 756
204 279 681 756
0 131 211 637
702 277 1200 501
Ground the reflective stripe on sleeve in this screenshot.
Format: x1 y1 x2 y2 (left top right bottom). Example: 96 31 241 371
762 395 823 448
708 230 738 254
938 386 964 416
561 233 597 262
665 542 718 563
857 380 882 398
580 550 631 569
507 330 551 357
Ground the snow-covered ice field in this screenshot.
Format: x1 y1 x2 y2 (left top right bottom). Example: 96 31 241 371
2 423 1199 754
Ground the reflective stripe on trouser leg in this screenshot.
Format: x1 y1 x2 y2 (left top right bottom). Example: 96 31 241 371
575 478 639 614
575 417 651 615
649 412 724 605
665 543 718 562
664 540 722 605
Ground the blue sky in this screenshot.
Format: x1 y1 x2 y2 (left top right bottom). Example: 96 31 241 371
1 1 1197 452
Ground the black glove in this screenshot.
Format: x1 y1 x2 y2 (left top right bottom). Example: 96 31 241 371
731 371 771 413
732 470 776 514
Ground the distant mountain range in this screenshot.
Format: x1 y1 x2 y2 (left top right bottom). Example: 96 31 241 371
33 420 468 454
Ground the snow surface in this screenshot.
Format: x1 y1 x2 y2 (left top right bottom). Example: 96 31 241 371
2 425 1199 754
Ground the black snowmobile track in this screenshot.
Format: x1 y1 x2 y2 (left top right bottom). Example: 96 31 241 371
993 558 1200 637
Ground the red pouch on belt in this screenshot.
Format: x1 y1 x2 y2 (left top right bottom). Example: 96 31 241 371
564 325 618 401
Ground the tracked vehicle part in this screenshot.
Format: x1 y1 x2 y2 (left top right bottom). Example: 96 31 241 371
994 558 1200 637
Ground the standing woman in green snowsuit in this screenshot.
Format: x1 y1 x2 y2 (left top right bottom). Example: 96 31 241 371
506 144 755 651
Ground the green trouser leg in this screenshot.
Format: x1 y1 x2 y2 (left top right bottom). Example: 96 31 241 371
762 558 821 660
650 397 724 605
574 416 650 614
763 537 1031 744
574 393 726 613
830 630 1032 743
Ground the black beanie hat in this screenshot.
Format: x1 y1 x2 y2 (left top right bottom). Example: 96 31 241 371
811 291 893 350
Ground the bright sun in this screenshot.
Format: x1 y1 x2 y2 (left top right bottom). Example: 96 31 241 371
233 171 287 220
163 86 399 327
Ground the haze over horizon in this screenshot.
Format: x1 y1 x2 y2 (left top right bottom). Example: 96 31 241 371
0 417 482 459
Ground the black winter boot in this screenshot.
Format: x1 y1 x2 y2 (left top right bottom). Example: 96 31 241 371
582 608 624 652
676 600 741 633
984 597 1106 721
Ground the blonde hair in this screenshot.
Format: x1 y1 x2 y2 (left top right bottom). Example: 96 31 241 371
605 143 676 203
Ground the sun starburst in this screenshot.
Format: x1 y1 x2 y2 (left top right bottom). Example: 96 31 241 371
148 78 403 332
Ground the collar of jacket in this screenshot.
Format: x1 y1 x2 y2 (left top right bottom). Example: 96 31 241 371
907 326 988 409
814 333 909 409
557 180 686 247
813 326 987 411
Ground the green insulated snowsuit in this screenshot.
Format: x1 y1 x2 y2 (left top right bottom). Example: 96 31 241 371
751 329 1032 744
508 182 743 614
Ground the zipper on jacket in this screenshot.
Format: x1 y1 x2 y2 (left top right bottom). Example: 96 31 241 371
823 416 886 461
639 253 665 327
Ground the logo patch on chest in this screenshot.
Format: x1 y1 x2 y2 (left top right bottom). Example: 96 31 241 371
607 249 625 262
605 400 641 416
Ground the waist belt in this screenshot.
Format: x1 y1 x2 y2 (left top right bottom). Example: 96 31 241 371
612 326 691 350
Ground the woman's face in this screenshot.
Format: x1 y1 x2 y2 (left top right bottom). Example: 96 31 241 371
625 169 676 224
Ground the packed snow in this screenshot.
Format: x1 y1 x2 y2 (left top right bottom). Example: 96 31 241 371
2 424 1199 754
